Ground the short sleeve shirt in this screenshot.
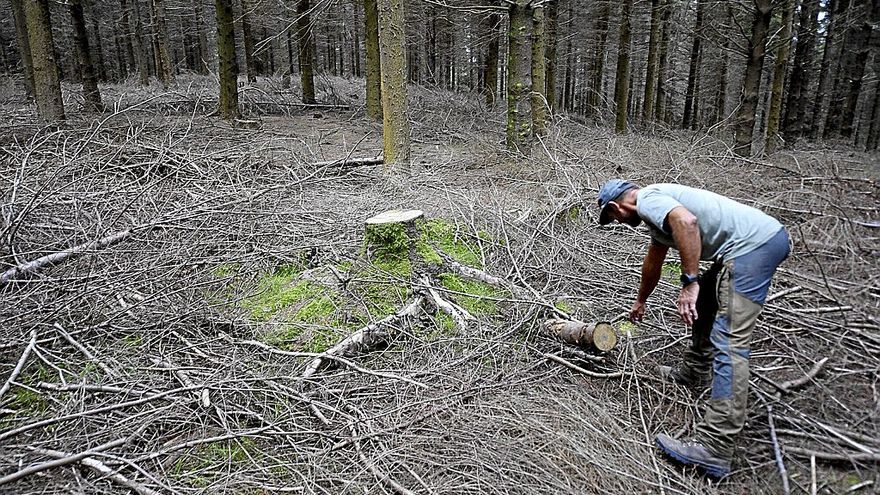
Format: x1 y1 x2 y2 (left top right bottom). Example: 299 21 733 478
636 184 783 262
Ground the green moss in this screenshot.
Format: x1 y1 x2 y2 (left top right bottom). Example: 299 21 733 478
10 387 48 415
121 333 142 348
419 219 481 267
365 223 411 260
438 273 506 315
553 300 572 313
242 274 330 321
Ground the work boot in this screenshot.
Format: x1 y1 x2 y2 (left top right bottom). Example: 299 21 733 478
655 433 731 479
656 365 708 388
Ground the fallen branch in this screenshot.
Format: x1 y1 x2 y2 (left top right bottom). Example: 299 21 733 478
775 357 829 396
302 296 424 380
33 447 161 495
150 357 211 408
313 157 383 168
784 446 880 463
0 328 37 401
543 353 624 379
0 229 132 284
0 437 127 486
54 322 118 378
767 406 791 495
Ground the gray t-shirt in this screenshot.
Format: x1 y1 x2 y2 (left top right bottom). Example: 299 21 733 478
636 184 782 262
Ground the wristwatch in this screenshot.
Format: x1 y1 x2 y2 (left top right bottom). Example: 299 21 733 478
680 273 698 287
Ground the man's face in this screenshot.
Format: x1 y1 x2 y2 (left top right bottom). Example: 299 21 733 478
608 201 642 227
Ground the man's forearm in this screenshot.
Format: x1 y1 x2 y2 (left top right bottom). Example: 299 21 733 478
668 207 701 276
637 244 667 303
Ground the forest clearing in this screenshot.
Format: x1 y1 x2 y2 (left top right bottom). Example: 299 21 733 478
1 0 879 494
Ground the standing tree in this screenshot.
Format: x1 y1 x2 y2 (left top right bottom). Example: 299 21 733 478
654 0 673 122
241 0 258 82
642 0 662 121
481 12 501 107
809 0 844 139
613 0 633 134
24 0 64 120
506 0 533 150
733 0 772 156
765 0 796 151
587 2 611 116
364 0 382 119
544 0 559 113
824 0 877 139
531 5 548 135
192 0 212 73
215 0 239 119
69 0 104 112
131 0 151 86
296 0 317 104
151 0 175 87
10 0 35 97
712 4 734 125
377 0 411 164
783 0 819 139
682 0 704 129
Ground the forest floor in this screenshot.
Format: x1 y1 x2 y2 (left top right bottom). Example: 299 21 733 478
0 74 878 495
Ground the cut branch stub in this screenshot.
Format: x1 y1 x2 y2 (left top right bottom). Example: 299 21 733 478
364 209 424 267
543 318 617 352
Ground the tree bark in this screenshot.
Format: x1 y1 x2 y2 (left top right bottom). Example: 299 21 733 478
364 0 382 119
506 1 533 151
241 0 258 82
10 0 35 97
482 13 501 107
682 0 704 129
765 0 796 151
808 0 844 139
783 0 819 140
654 0 673 122
118 0 137 75
544 0 559 113
70 0 104 112
131 0 150 85
24 0 64 121
215 0 239 119
642 0 662 121
192 0 211 73
377 0 411 164
614 0 633 134
588 1 611 116
713 4 733 125
151 0 175 87
733 0 772 156
531 6 548 135
825 0 876 139
87 2 107 82
296 0 316 103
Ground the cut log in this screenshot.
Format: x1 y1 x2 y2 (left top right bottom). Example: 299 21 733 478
543 318 617 352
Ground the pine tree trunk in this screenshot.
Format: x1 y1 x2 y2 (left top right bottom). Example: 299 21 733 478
614 0 633 134
24 0 64 120
215 0 239 119
506 1 533 151
151 0 174 86
544 0 559 113
10 0 35 97
296 0 316 103
70 0 104 112
364 0 382 119
733 0 772 156
353 5 362 78
713 3 732 125
119 0 137 75
642 0 662 121
377 0 410 164
654 0 672 122
867 78 880 150
588 2 611 116
682 0 704 129
87 2 107 82
531 6 548 135
131 0 150 85
765 0 796 151
808 0 843 139
825 0 876 139
192 0 211 73
783 0 819 140
241 0 258 82
482 13 501 107
283 27 294 88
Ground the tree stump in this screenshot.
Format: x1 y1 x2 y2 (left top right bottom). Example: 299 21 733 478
364 209 424 269
543 318 617 352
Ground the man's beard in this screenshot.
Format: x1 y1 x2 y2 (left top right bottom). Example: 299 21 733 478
626 215 642 227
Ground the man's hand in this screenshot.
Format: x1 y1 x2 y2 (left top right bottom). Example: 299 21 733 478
677 283 700 325
629 300 646 322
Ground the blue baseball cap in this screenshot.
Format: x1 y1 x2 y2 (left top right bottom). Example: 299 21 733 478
598 179 637 225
